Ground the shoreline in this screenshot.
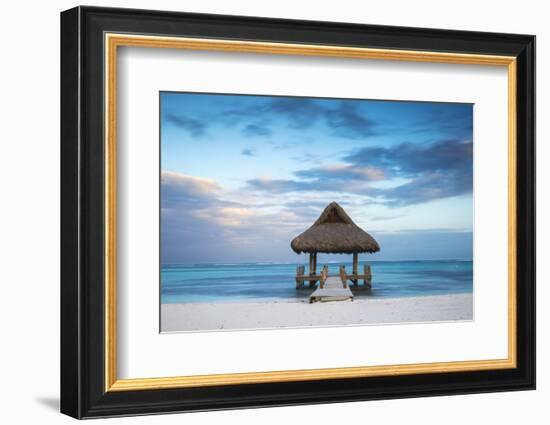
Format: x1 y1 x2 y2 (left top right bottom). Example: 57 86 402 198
161 293 473 333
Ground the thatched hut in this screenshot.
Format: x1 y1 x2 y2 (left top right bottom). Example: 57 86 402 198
291 202 380 287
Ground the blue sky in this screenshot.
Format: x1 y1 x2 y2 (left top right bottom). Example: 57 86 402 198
160 92 473 265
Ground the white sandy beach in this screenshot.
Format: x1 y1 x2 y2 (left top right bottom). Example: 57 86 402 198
161 293 473 332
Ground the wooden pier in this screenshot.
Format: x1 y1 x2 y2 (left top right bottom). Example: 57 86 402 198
290 202 380 302
296 264 372 290
309 276 353 303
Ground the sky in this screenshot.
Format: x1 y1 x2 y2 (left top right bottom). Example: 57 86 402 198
160 92 473 265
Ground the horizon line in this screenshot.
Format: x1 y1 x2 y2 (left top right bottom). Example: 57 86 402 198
161 258 473 267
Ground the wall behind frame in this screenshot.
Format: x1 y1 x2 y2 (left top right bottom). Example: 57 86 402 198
0 1 543 424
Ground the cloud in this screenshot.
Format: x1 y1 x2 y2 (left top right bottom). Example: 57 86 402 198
247 139 472 206
262 98 378 138
343 139 472 176
161 171 222 210
247 177 317 193
324 101 377 139
247 176 371 195
225 97 380 140
241 147 256 157
165 113 206 137
295 165 386 182
163 95 384 150
160 169 473 264
161 171 268 263
161 172 295 228
161 170 313 264
194 206 257 228
262 98 325 129
161 171 229 263
242 124 271 137
373 170 471 206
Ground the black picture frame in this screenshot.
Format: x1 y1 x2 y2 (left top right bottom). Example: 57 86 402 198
61 5 535 419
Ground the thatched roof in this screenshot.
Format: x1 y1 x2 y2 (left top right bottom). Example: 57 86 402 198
291 202 380 254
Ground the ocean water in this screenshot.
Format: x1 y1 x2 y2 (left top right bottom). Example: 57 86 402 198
161 260 473 304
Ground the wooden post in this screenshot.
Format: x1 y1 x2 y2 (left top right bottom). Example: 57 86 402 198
364 264 372 289
308 253 315 287
296 265 304 289
320 265 328 288
312 252 317 276
340 265 348 288
352 252 358 286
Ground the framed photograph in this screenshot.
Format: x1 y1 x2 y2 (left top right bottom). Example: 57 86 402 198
60 6 535 419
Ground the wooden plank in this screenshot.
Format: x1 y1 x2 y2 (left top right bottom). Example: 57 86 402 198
310 276 354 303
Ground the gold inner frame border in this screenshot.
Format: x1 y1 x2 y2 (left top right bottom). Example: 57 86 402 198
104 33 517 392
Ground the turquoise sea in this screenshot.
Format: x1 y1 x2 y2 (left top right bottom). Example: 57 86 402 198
161 260 473 304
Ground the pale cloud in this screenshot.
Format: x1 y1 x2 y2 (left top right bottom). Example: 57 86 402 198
161 170 221 198
298 164 386 181
196 207 256 228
